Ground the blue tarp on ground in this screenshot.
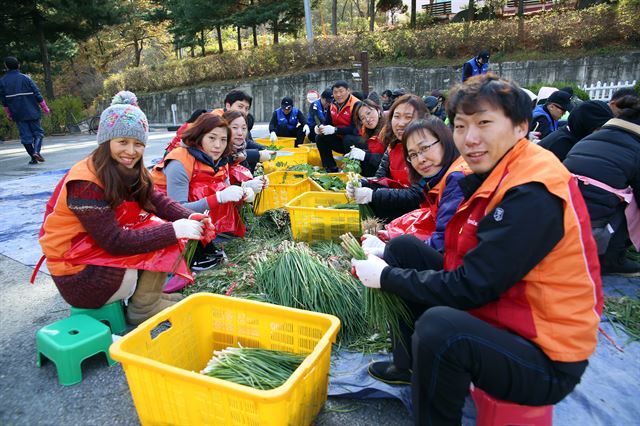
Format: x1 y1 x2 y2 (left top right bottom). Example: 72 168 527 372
1 170 638 424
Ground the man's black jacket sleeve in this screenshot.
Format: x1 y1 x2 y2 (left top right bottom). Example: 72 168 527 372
380 182 564 308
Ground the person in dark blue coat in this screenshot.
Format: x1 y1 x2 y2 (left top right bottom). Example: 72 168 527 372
0 56 51 164
530 90 572 139
268 96 309 146
306 88 332 143
461 50 489 82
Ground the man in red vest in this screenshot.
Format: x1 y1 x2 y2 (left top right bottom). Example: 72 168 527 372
351 74 603 425
315 80 363 172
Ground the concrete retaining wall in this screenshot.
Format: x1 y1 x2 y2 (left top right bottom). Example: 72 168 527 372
137 52 640 123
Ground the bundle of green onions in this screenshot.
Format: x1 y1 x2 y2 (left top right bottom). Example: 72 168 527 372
346 172 375 222
253 241 367 344
171 210 209 274
339 233 412 347
201 345 305 390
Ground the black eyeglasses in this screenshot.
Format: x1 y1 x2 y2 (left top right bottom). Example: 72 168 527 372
407 140 440 162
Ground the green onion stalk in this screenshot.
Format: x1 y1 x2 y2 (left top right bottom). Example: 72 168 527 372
253 241 368 344
346 172 375 227
339 233 412 350
171 210 209 274
201 345 305 390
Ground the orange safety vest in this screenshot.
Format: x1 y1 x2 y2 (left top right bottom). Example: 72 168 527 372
444 140 603 362
152 147 246 236
421 156 470 210
211 108 224 116
39 157 187 277
330 95 359 131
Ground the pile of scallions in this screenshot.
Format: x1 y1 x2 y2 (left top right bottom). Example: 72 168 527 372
339 233 412 350
201 345 305 390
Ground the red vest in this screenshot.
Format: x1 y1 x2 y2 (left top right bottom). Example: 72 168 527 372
367 134 385 154
444 140 603 362
330 95 359 130
388 143 410 186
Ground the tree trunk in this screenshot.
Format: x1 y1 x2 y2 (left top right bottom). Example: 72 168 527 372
467 0 475 22
190 45 195 57
32 12 54 99
216 25 224 53
369 0 375 31
252 26 258 46
331 0 338 35
517 0 525 42
273 19 279 44
134 37 142 67
200 30 206 56
411 0 417 28
237 26 242 50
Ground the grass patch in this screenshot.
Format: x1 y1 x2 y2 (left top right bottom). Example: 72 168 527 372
604 296 640 343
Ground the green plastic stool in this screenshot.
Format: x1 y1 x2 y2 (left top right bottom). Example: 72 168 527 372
70 301 127 334
36 314 116 386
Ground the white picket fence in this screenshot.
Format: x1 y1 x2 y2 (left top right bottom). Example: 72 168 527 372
582 80 637 101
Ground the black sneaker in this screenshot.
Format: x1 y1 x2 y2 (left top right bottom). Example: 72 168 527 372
368 361 412 385
191 251 225 271
33 153 45 162
602 258 640 277
28 158 38 164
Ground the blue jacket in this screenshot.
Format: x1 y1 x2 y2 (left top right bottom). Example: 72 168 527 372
307 99 329 128
0 70 44 121
532 105 558 136
461 58 489 82
276 107 300 132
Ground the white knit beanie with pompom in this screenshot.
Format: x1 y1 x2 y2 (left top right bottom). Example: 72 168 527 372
97 91 149 145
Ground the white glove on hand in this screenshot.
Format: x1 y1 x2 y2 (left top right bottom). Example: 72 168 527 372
260 175 270 189
303 124 310 136
322 125 336 135
361 234 386 258
351 254 388 288
242 178 264 194
216 185 245 203
270 132 278 143
354 187 373 204
346 146 366 161
172 219 203 240
242 187 256 203
259 150 275 162
314 125 321 135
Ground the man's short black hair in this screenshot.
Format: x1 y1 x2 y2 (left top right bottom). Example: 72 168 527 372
382 89 393 97
321 88 333 100
224 90 252 107
3 57 19 70
447 73 532 127
610 87 638 102
332 80 349 90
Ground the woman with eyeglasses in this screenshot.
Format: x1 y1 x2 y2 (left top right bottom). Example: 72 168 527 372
344 99 386 177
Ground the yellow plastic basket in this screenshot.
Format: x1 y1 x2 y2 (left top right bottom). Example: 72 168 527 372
110 293 340 426
300 143 322 167
255 137 296 149
285 191 360 242
263 147 310 174
254 171 321 215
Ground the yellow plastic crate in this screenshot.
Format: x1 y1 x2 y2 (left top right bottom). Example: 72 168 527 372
263 147 310 174
255 137 296 149
285 191 360 242
110 293 340 426
255 171 320 215
300 143 322 167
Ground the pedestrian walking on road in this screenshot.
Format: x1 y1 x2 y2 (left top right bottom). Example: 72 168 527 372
0 56 51 164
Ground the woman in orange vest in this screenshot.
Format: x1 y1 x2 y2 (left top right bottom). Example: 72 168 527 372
344 99 386 177
351 75 602 425
39 91 213 325
151 113 256 270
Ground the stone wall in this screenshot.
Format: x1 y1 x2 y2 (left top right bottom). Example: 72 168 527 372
138 52 640 123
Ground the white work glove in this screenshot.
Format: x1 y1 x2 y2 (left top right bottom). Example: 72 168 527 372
259 150 275 162
242 178 265 194
345 146 366 161
361 234 386 258
314 125 321 135
172 219 203 240
242 187 256 203
353 187 373 204
216 185 245 203
303 124 310 136
351 254 388 288
322 125 336 135
270 132 278 143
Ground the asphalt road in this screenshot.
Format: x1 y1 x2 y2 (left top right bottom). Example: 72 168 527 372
0 128 414 426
